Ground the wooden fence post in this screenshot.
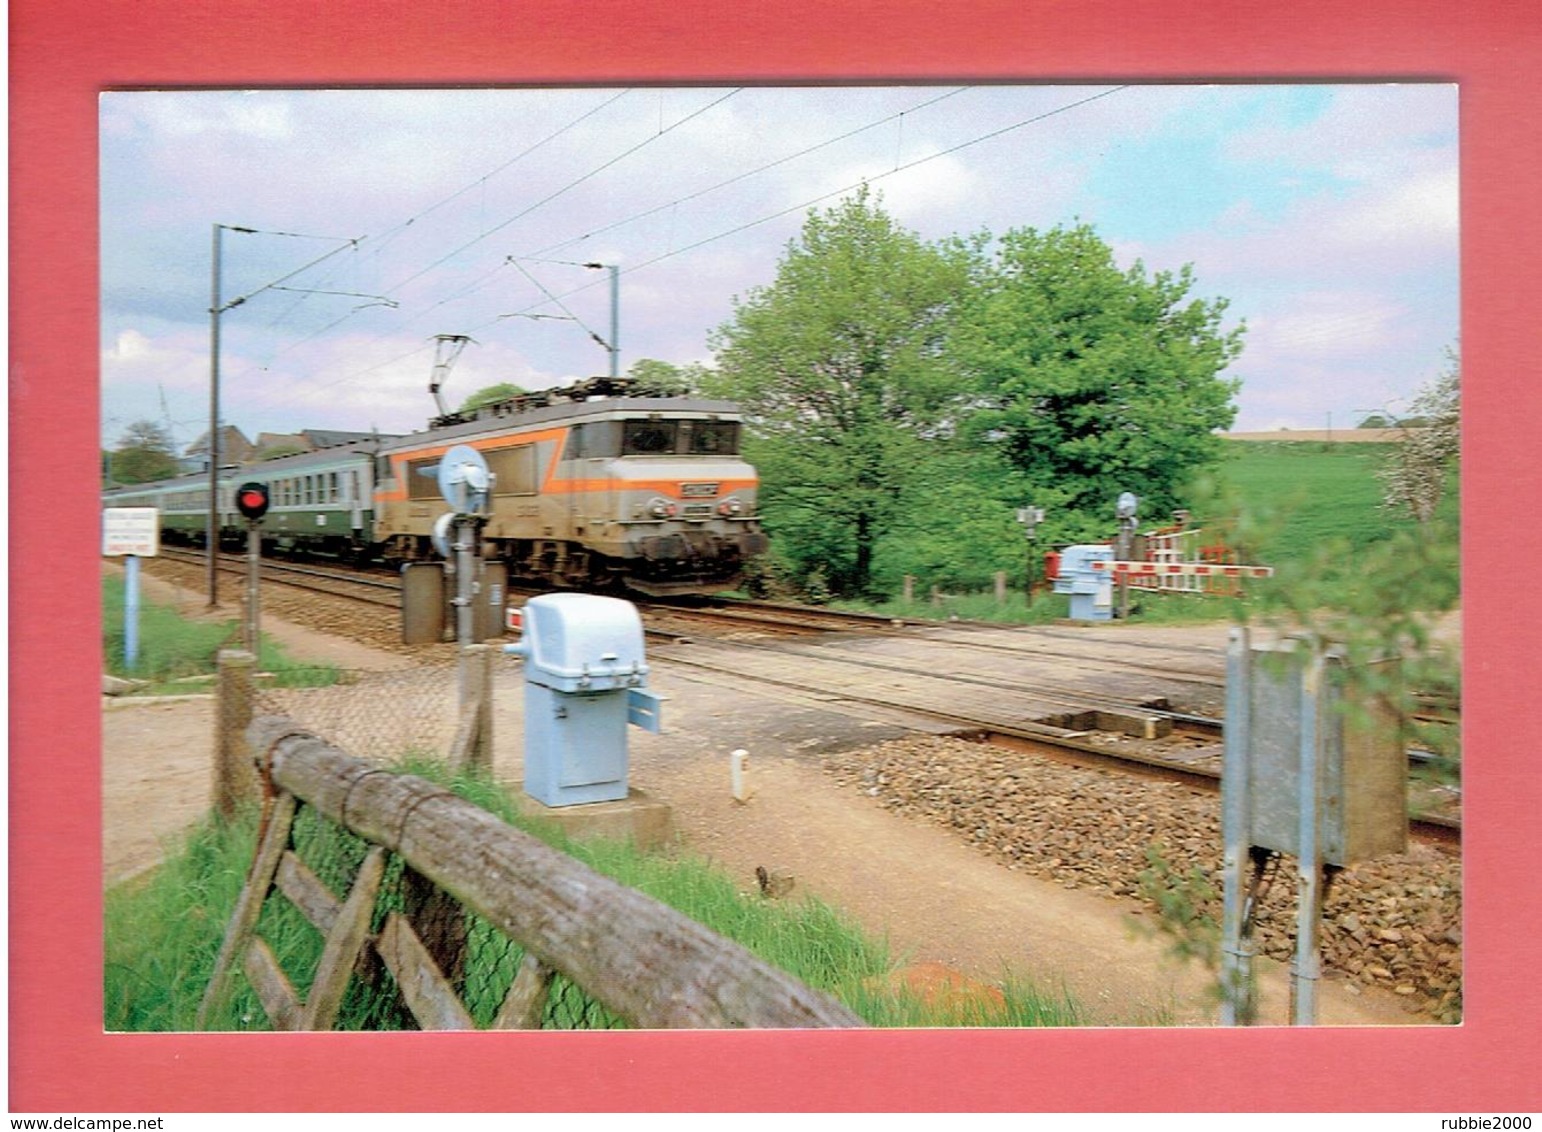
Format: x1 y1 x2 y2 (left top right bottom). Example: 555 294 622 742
902 575 915 604
995 571 1007 604
216 649 259 818
450 644 494 773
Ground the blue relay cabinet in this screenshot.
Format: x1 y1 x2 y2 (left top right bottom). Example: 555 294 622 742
506 593 664 808
1053 544 1116 621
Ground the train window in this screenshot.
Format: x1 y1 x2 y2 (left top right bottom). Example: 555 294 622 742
622 420 677 455
684 421 740 455
561 421 621 459
328 472 339 503
375 455 394 492
406 458 441 500
486 444 538 495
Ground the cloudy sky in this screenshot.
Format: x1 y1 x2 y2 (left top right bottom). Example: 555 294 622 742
99 84 1458 450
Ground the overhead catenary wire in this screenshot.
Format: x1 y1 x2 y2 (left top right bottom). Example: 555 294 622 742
241 89 967 380
249 90 746 403
527 86 972 261
236 91 637 360
377 88 743 300
480 86 1133 329
233 86 1130 414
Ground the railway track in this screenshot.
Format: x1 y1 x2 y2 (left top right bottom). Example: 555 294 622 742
138 548 1460 843
160 547 402 608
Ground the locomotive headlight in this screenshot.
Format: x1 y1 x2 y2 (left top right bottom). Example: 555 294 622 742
649 498 678 519
716 497 743 517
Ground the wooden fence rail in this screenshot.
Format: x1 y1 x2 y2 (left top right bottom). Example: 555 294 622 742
199 713 866 1031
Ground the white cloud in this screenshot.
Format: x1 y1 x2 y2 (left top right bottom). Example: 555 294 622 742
1248 291 1407 358
127 91 297 141
1324 165 1460 252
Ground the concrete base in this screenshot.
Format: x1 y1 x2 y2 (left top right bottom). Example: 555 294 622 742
515 787 676 850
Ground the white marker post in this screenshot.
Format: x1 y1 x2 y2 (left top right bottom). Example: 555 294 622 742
103 507 160 671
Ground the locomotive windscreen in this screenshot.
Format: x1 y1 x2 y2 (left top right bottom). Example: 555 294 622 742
619 419 740 456
622 420 677 454
685 420 739 454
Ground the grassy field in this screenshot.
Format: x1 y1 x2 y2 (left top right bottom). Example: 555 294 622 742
1215 440 1423 560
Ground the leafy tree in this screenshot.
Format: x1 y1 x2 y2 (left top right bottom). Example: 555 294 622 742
954 223 1244 525
1380 349 1460 524
458 382 528 412
870 447 1031 593
108 420 181 484
705 187 973 598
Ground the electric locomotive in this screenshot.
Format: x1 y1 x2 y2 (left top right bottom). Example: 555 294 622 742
375 377 768 595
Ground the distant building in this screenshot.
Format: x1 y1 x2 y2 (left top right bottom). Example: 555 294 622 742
192 426 407 465
182 425 256 471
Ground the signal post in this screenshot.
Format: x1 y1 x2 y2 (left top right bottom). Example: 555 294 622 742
234 481 271 652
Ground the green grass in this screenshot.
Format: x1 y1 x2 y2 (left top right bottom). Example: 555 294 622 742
1215 441 1419 561
103 576 338 691
106 758 1085 1031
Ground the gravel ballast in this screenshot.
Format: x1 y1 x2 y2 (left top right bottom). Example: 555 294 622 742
823 734 1462 1023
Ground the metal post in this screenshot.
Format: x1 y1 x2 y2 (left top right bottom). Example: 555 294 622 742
606 264 619 378
245 520 261 654
1219 626 1255 1024
584 262 620 377
1291 647 1327 1024
124 554 142 672
207 223 223 609
1115 518 1136 619
453 516 479 703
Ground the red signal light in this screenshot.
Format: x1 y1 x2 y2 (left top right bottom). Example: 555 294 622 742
235 481 271 521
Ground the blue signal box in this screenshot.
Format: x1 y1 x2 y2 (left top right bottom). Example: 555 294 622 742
505 593 664 807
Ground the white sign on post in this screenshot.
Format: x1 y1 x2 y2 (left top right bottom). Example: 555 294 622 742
102 508 160 557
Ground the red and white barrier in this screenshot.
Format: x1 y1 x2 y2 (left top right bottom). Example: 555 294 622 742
1088 560 1273 578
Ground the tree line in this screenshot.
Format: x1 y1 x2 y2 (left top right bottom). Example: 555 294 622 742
697 187 1244 600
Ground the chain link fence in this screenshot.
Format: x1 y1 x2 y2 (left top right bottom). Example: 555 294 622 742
255 663 462 765
231 797 625 1031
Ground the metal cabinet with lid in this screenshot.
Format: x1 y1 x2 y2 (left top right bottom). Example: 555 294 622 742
505 593 664 807
1052 544 1116 621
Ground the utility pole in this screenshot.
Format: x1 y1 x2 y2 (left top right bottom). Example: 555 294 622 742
205 224 362 608
207 223 255 608
585 262 620 378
